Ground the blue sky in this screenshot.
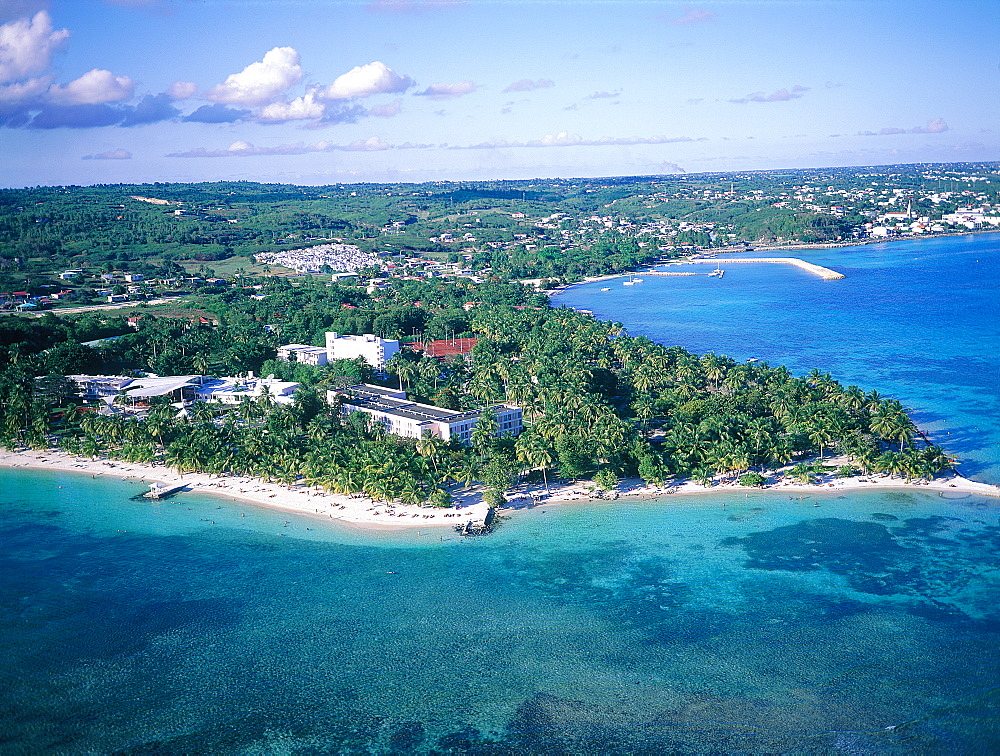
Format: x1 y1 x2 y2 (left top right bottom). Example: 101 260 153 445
2 0 997 187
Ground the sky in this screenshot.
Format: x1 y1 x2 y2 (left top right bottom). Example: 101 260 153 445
1 0 997 188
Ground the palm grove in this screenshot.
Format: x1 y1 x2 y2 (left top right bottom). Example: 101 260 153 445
0 273 954 508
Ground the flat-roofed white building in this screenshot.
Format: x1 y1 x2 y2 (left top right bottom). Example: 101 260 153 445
276 343 329 366
325 332 399 370
328 384 522 444
68 374 135 399
194 376 300 405
68 374 300 408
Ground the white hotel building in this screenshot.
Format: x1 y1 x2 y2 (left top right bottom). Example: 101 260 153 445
328 384 522 444
277 333 399 371
325 332 399 370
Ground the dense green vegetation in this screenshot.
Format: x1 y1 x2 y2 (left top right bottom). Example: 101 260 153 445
1 279 954 507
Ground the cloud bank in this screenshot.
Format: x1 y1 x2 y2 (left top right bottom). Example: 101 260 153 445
82 148 132 160
858 118 949 136
729 85 809 104
167 137 435 158
503 78 554 93
462 131 699 149
415 81 477 99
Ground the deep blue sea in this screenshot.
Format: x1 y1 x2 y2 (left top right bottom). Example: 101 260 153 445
2 233 999 753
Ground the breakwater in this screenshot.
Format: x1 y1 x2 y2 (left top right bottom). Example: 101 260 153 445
687 257 846 279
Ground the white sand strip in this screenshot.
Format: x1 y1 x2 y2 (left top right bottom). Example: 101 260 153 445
0 448 488 531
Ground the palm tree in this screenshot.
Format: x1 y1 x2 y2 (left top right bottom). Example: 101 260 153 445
416 432 443 478
515 431 555 493
807 422 834 459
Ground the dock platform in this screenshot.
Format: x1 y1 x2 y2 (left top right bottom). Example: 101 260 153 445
142 483 189 499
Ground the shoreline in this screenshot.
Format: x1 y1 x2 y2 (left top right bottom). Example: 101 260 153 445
3 449 997 535
510 464 1000 511
0 447 491 531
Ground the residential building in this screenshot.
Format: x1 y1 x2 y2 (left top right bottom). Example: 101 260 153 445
328 384 522 444
325 332 399 370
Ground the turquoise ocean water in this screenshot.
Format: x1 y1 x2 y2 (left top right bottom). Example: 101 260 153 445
2 233 999 753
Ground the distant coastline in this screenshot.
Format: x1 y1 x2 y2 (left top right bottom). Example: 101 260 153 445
546 229 1000 294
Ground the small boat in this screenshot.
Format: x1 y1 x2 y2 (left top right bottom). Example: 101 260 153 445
708 268 725 278
600 287 611 291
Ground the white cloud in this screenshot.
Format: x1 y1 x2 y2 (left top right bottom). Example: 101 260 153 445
205 46 303 107
48 68 135 104
342 136 391 151
729 85 809 104
461 131 697 149
167 137 433 158
912 117 949 134
167 80 197 100
320 61 413 100
82 148 132 160
368 99 402 117
667 8 715 25
858 118 950 137
257 91 325 122
503 78 554 93
0 74 51 102
414 80 476 100
0 11 69 85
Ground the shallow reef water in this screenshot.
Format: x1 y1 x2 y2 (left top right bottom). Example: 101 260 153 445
2 470 999 753
4 233 1000 753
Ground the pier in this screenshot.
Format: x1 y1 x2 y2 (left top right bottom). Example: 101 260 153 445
142 482 189 499
685 257 846 279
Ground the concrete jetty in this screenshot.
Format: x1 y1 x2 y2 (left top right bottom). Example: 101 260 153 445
685 257 846 279
142 482 189 499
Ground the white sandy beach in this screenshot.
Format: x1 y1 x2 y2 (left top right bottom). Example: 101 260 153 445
0 447 491 531
503 455 1000 511
2 449 997 533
